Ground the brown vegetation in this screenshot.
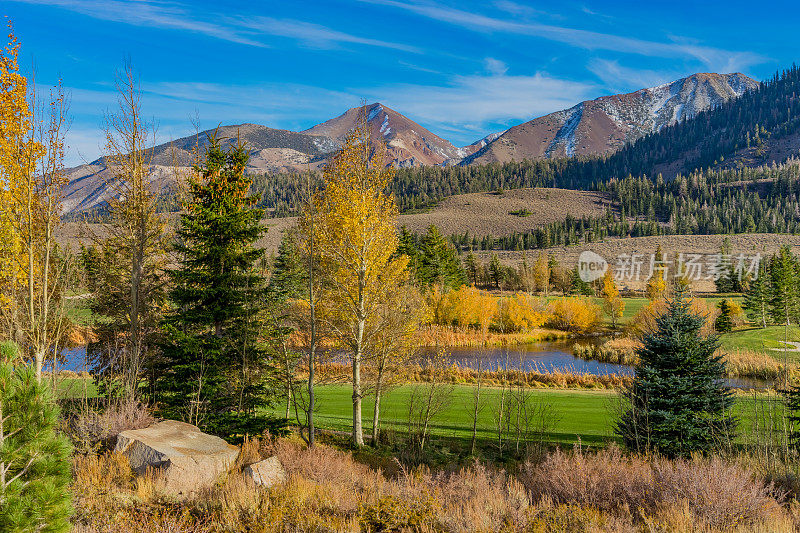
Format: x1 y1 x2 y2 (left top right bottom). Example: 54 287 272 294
71 437 797 532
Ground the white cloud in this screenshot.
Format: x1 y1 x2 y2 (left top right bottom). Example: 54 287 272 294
362 0 767 71
364 72 597 144
484 57 508 76
588 59 683 93
10 0 415 52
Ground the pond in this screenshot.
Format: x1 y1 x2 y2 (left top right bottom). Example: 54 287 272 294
420 339 633 376
59 341 771 389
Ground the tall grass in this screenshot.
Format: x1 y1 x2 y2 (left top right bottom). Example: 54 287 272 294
575 338 794 380
417 324 568 347
72 437 799 532
316 361 629 389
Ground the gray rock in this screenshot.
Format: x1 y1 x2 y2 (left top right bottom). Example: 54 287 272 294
244 456 286 488
115 420 239 496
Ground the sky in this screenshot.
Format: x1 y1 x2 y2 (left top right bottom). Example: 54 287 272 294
4 0 798 166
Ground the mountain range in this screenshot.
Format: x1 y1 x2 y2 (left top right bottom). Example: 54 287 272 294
61 72 758 215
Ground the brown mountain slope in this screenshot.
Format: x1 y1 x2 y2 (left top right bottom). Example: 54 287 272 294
464 73 758 165
303 102 462 166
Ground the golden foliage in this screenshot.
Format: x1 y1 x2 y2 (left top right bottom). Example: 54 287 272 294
600 269 624 327
629 295 719 337
546 297 602 334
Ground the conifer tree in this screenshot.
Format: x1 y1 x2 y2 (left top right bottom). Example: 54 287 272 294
464 252 479 286
715 299 734 332
489 253 502 289
616 283 735 457
769 246 800 326
744 259 771 328
416 225 465 290
154 135 276 438
0 342 73 532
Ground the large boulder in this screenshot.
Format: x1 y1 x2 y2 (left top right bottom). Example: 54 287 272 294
115 419 239 496
244 456 286 488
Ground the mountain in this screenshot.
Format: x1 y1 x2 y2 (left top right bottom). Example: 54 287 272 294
61 124 338 214
60 73 763 216
463 73 758 165
303 102 462 166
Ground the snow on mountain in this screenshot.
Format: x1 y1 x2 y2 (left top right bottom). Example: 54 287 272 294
463 73 759 165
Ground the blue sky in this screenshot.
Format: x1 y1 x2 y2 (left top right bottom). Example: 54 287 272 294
4 0 797 166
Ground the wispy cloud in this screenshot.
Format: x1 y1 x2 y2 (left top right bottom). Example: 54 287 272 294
12 0 266 47
364 71 597 144
10 0 415 51
235 16 418 52
588 59 683 93
362 0 767 71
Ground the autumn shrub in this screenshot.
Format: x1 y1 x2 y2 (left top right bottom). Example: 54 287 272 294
628 295 719 337
65 397 155 454
496 292 548 332
359 493 440 532
546 297 602 334
432 462 529 532
520 445 785 530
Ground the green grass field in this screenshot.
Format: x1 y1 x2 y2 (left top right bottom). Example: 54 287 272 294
268 384 783 447
719 325 800 356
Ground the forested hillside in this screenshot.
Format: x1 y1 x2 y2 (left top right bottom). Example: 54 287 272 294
245 66 800 217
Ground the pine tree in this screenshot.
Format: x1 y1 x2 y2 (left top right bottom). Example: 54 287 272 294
154 135 277 439
489 253 502 289
267 230 307 302
0 342 73 532
416 225 465 290
464 251 479 286
616 283 735 457
715 299 734 332
769 246 799 326
744 259 771 328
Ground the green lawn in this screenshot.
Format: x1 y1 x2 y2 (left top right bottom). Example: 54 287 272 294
269 384 784 447
720 325 800 357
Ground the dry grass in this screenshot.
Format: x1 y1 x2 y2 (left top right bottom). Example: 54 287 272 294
317 361 629 389
417 324 568 347
398 188 611 237
575 338 794 380
520 445 787 532
481 233 800 292
71 438 799 533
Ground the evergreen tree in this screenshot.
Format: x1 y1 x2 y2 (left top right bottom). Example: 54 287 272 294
781 381 800 449
0 342 73 532
715 299 734 332
267 230 307 302
154 135 277 439
744 259 771 328
464 252 479 286
769 246 800 326
571 266 593 296
416 225 465 290
489 253 502 289
616 283 735 457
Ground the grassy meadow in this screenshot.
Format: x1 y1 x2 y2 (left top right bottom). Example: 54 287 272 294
266 384 787 448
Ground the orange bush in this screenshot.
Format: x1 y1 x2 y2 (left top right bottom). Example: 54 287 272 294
546 297 602 334
496 292 548 332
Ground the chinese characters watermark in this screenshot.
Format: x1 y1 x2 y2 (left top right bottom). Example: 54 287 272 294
577 250 761 283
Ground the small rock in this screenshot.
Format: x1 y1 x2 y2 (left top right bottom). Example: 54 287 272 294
115 419 239 497
244 456 286 488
